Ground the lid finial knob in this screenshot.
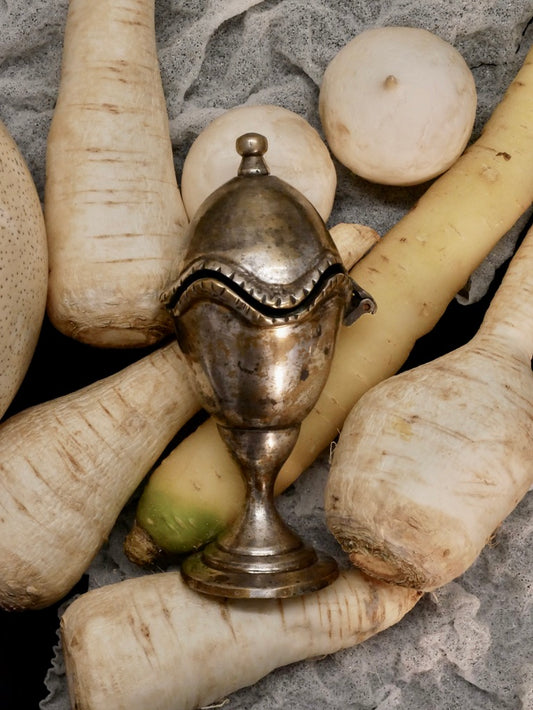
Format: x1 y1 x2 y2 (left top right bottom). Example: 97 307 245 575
237 132 269 177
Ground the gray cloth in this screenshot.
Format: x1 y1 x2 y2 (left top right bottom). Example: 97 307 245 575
0 1 531 708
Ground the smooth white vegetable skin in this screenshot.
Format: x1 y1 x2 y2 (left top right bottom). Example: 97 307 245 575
0 343 199 610
319 26 477 185
0 221 368 608
61 568 421 710
181 104 337 221
0 120 48 419
45 0 188 348
326 222 533 590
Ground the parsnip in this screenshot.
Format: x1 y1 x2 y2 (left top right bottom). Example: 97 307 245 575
0 120 48 418
127 45 533 558
125 223 380 564
60 568 421 710
0 343 199 611
45 0 188 348
325 220 533 591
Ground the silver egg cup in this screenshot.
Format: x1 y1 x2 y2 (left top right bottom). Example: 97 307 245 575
162 133 375 598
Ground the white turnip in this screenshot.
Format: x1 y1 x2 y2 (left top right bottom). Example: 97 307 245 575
181 103 337 221
319 26 477 185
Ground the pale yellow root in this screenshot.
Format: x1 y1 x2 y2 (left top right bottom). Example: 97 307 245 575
61 568 421 710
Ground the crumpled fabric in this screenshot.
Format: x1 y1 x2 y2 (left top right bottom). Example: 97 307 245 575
0 1 530 708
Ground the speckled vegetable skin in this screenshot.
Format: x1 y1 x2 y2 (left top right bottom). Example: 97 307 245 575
60 568 421 710
126 44 533 559
326 220 533 591
0 119 48 419
45 0 188 348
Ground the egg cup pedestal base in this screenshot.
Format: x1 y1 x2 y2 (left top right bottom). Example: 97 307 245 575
181 540 339 599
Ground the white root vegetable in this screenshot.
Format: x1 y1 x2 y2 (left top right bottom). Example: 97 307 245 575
325 222 380 269
124 223 379 563
0 343 199 610
319 26 477 185
180 103 337 221
45 0 188 348
60 568 421 710
326 220 533 591
0 120 48 419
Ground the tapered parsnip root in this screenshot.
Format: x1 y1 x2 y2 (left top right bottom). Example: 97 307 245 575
45 0 188 348
325 220 533 591
0 343 199 610
61 568 421 710
0 120 48 418
128 45 533 558
125 223 380 565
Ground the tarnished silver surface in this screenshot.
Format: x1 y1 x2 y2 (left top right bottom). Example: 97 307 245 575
163 132 375 598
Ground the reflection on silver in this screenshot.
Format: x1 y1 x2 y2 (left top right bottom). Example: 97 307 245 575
163 132 375 598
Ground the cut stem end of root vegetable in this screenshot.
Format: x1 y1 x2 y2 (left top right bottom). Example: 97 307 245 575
330 525 429 589
123 521 166 569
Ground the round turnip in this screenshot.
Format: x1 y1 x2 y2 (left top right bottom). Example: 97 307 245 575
180 104 337 221
319 26 477 186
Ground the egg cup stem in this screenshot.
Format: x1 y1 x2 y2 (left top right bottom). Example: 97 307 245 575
181 425 339 598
